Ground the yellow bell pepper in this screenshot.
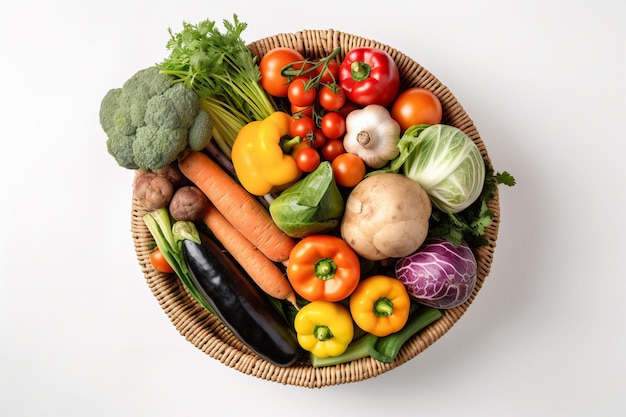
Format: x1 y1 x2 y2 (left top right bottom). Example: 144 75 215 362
349 275 411 337
231 111 302 196
294 301 354 358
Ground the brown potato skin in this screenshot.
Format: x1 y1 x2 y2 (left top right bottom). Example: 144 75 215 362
340 173 431 261
133 172 174 210
169 186 209 221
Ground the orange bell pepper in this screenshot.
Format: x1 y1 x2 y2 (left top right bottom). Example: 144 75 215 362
349 275 411 337
286 235 360 302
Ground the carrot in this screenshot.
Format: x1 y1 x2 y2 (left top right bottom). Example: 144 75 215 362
202 203 298 308
178 150 295 263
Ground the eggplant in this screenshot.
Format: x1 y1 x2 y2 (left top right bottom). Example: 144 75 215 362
182 234 300 367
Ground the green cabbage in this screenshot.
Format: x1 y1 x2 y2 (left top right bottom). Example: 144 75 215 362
269 161 344 238
391 124 486 213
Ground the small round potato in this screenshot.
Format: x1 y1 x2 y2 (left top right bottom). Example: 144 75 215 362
340 173 432 261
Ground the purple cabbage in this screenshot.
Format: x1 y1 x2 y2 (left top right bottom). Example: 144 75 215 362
395 238 477 309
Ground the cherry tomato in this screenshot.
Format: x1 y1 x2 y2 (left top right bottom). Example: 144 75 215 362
316 59 340 84
311 127 327 148
337 100 361 119
290 115 316 138
259 47 306 97
321 139 345 162
291 103 313 118
150 247 174 274
320 112 346 140
292 140 312 156
318 84 346 111
288 78 317 107
295 147 321 172
331 153 366 187
391 87 443 132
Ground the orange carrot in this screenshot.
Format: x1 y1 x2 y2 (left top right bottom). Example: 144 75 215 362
202 203 297 308
178 150 295 263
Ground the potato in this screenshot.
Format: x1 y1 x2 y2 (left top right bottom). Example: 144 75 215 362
169 185 209 221
340 173 432 261
133 171 174 210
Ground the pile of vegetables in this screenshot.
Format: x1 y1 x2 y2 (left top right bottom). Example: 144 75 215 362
99 15 515 368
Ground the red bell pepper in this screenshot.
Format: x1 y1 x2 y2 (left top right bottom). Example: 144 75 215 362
286 234 361 302
339 47 400 107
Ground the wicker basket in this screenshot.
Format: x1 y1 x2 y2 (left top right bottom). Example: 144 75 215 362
130 29 500 388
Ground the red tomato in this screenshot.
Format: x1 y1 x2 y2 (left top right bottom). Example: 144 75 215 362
150 247 174 274
290 115 316 138
288 78 317 107
259 47 306 97
316 59 340 84
318 84 346 111
311 127 327 148
291 140 311 156
391 87 443 132
332 153 366 187
321 139 345 162
291 103 313 118
337 100 362 119
295 147 321 172
320 112 346 140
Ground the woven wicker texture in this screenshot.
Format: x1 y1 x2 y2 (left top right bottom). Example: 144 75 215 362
130 29 500 388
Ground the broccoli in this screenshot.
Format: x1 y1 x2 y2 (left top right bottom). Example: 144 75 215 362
133 127 188 170
99 66 214 170
187 108 213 151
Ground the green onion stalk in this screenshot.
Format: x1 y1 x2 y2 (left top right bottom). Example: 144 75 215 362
143 208 215 315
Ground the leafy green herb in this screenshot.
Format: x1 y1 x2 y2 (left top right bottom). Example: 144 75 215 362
428 163 516 247
158 15 277 158
495 171 516 187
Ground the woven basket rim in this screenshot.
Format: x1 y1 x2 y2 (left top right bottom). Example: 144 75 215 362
130 29 501 388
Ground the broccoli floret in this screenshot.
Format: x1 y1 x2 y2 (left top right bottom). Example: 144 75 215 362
133 127 188 170
119 67 174 127
144 83 199 130
99 88 122 134
106 131 138 169
187 108 214 151
99 66 214 170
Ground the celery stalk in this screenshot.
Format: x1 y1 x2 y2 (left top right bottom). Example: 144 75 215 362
309 305 442 368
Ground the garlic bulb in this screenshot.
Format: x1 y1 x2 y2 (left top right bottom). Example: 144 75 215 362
343 104 401 168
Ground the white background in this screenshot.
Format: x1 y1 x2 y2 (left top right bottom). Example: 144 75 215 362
1 0 625 415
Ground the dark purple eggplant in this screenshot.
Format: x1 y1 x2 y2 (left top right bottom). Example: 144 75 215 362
182 234 299 367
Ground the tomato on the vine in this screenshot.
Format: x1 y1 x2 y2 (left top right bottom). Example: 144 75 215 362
316 59 340 84
321 139 345 162
337 100 361 119
288 78 317 107
295 146 321 173
318 84 346 111
150 247 174 274
331 153 366 187
320 112 346 140
391 87 443 132
259 47 306 97
311 127 327 148
290 115 316 138
291 103 313 118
